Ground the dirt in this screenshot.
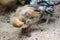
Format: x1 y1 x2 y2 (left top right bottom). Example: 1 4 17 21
0 0 60 40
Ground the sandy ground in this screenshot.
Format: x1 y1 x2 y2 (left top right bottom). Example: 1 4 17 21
1 14 60 40
0 0 60 40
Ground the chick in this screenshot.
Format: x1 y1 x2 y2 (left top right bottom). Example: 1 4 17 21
0 0 17 13
0 0 17 5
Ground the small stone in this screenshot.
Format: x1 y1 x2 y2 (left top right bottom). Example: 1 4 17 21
3 36 5 38
35 38 38 40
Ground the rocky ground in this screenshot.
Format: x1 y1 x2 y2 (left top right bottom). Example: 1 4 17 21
0 0 60 40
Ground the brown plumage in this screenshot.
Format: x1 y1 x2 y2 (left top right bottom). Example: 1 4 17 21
0 0 17 5
12 18 24 28
11 5 42 34
0 0 18 13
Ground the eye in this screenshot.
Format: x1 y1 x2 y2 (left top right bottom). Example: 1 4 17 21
29 17 34 19
34 10 40 12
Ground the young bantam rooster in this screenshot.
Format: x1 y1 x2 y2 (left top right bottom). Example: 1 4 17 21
10 5 42 35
